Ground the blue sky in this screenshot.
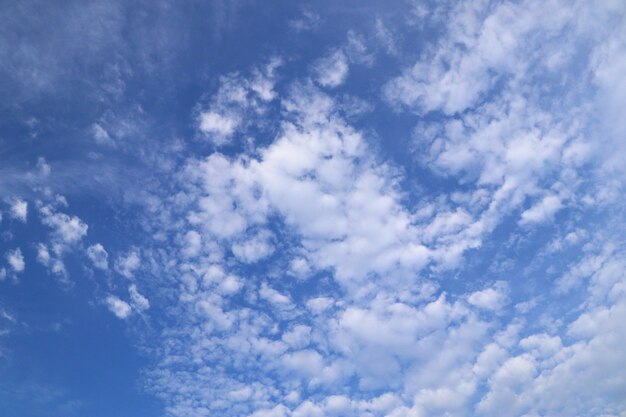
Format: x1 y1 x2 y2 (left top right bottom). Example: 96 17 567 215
1 1 626 416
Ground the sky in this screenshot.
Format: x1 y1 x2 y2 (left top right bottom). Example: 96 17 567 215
1 0 626 416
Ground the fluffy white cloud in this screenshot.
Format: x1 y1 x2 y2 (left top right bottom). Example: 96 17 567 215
314 50 349 88
197 60 281 145
91 122 114 146
10 199 28 222
181 230 202 258
137 3 626 415
35 243 66 277
231 230 275 263
87 243 109 270
37 157 51 176
129 284 150 312
6 248 25 273
199 111 239 138
115 250 140 278
105 295 132 319
39 206 88 244
467 281 509 311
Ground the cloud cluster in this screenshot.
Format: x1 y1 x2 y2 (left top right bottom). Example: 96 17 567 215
197 59 282 145
140 2 626 417
2 1 624 417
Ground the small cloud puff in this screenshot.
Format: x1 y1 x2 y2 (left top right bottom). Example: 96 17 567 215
105 295 132 319
128 284 150 312
314 50 349 88
519 194 562 226
40 206 88 244
91 123 115 146
10 199 28 222
115 250 140 278
87 244 109 270
6 248 25 273
199 111 239 140
467 281 509 312
231 230 275 263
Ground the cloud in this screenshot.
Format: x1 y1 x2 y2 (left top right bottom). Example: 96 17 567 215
467 281 509 312
197 60 281 145
42 2 623 416
10 199 28 222
519 194 562 226
385 0 575 115
199 111 239 138
115 250 140 278
39 206 88 244
231 230 275 263
181 230 202 258
314 50 349 88
128 284 150 312
86 244 109 270
375 18 397 55
34 205 89 279
37 157 51 176
35 243 66 276
6 248 24 273
288 10 321 33
91 123 115 146
105 295 132 319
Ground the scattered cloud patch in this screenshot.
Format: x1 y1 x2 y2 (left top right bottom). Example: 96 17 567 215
115 250 140 279
6 248 25 273
10 199 28 222
314 50 349 88
105 295 132 319
86 244 109 270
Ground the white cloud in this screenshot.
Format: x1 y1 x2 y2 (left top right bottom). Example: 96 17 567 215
385 0 573 115
231 230 274 263
115 250 140 278
249 405 290 417
199 111 239 139
105 295 132 319
288 10 321 33
181 230 202 258
289 257 311 278
197 61 280 145
36 243 51 265
136 4 626 414
128 284 150 312
35 243 67 277
10 199 28 222
218 274 242 295
37 157 51 176
40 206 88 244
314 50 349 88
519 194 562 226
282 325 311 349
259 283 293 309
375 18 397 55
281 349 324 377
6 248 25 273
467 281 509 311
91 122 115 146
306 297 334 314
87 243 109 270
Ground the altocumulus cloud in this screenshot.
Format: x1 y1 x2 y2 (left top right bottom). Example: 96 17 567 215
0 1 625 417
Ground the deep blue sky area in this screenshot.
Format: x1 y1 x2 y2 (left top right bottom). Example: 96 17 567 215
1 1 625 417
